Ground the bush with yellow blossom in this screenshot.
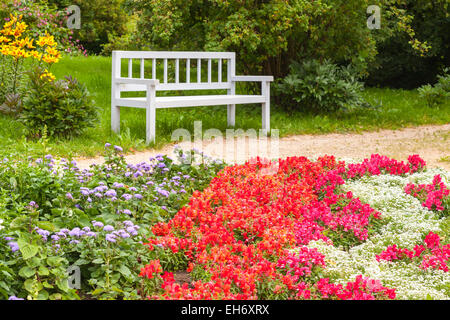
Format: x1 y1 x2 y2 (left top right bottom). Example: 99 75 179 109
0 14 61 107
0 13 97 137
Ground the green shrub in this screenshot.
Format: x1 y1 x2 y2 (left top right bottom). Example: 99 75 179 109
273 59 369 113
366 0 450 89
0 146 225 299
48 0 128 54
418 69 450 107
20 68 98 137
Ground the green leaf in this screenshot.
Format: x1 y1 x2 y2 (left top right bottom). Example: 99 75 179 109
92 258 104 264
9 177 17 189
50 293 62 300
42 281 54 289
10 216 27 229
38 266 50 276
36 221 56 232
19 266 36 278
47 256 62 267
18 239 39 260
91 288 104 296
118 265 131 278
24 278 42 293
37 290 49 300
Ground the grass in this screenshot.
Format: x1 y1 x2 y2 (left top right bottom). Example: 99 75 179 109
0 54 449 159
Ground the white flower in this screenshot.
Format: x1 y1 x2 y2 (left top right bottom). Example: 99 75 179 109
307 169 450 300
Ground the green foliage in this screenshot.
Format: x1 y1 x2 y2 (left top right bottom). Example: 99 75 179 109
123 0 377 78
0 56 448 159
20 67 98 137
367 0 450 88
100 14 140 56
48 0 128 54
0 93 23 117
418 69 450 107
0 0 85 54
274 60 370 113
0 146 225 299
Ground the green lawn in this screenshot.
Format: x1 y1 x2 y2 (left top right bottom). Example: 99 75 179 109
0 55 449 159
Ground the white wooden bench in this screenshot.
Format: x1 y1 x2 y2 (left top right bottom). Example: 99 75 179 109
111 51 273 144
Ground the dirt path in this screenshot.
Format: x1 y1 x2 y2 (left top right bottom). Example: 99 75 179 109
76 124 450 171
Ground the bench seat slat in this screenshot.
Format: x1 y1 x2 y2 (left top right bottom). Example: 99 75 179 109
116 95 265 109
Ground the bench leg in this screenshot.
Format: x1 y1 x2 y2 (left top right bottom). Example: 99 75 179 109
262 81 270 135
146 105 156 145
262 102 270 135
227 104 235 127
111 104 120 134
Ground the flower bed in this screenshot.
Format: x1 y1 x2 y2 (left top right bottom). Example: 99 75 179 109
140 154 449 300
0 148 449 300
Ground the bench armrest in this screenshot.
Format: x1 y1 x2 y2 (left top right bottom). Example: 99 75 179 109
232 75 274 82
115 78 160 86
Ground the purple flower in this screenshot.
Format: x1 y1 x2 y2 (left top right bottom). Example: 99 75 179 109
105 143 111 148
60 228 70 233
129 187 137 192
7 242 19 252
105 234 117 242
4 237 14 241
105 189 117 198
69 240 80 245
92 221 104 228
156 188 170 197
123 221 133 227
51 235 60 241
113 182 124 188
133 171 143 178
114 145 123 152
122 209 132 215
119 231 130 238
86 232 97 237
29 201 38 209
8 296 24 300
126 227 138 236
122 193 132 201
103 225 114 232
94 193 103 198
35 228 50 237
69 228 81 237
134 194 143 200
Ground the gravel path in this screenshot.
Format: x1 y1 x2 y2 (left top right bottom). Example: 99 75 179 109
76 124 450 171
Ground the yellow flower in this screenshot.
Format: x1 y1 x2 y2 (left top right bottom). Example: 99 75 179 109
40 69 56 82
37 32 57 48
0 36 10 44
29 50 42 60
42 53 60 64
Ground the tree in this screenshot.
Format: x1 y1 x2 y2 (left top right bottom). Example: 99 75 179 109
47 0 129 54
123 0 378 78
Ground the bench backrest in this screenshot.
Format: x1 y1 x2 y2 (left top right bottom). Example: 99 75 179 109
112 51 236 92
